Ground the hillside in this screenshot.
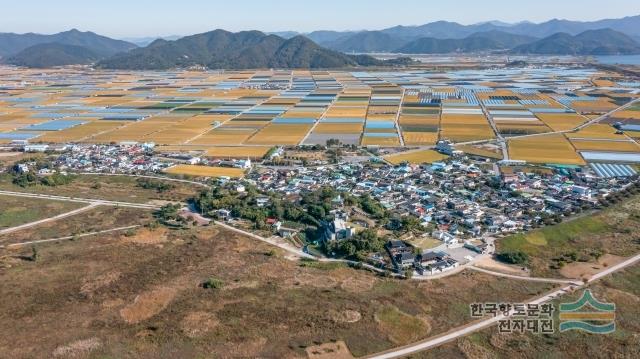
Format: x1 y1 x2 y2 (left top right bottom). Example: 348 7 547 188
4 43 100 67
98 30 390 70
396 31 536 54
327 31 409 53
0 29 136 57
295 15 640 48
512 29 640 55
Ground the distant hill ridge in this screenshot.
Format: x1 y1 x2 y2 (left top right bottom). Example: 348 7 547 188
2 14 640 69
97 29 411 70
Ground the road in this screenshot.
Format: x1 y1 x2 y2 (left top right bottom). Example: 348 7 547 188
366 251 640 359
0 190 161 210
467 265 580 285
0 203 98 237
2 225 141 248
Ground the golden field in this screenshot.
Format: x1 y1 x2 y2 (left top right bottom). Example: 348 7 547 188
402 132 439 146
508 134 585 165
535 113 587 132
164 165 245 178
245 124 313 145
205 146 271 159
570 139 640 152
385 149 448 165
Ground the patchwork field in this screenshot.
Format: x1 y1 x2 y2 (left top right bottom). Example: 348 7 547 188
0 67 637 151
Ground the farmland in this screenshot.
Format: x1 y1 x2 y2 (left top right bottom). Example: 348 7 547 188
164 164 245 178
0 66 639 170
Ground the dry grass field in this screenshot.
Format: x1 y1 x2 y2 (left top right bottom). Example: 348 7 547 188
0 223 554 358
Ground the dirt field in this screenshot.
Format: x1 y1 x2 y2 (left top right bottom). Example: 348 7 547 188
0 223 554 358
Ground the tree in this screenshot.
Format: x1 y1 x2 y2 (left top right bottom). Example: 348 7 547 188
496 251 529 265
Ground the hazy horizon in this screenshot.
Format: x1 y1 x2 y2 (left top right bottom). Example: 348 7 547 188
0 0 638 38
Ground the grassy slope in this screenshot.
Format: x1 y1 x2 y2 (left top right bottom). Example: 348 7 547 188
497 195 640 277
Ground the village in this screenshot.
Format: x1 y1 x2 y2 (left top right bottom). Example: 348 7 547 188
3 140 637 278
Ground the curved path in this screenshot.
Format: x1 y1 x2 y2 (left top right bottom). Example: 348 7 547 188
468 265 580 285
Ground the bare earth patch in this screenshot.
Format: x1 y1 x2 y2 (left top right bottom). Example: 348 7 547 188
120 287 178 324
474 256 530 276
306 341 354 359
121 228 168 245
329 309 362 323
80 271 121 298
560 254 626 279
180 311 219 338
338 274 376 293
52 338 101 358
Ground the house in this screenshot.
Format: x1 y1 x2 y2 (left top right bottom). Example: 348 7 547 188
24 144 49 152
256 196 270 207
464 240 488 254
278 227 297 238
321 218 355 242
431 230 458 246
15 163 29 174
216 209 231 220
393 252 416 269
415 251 459 275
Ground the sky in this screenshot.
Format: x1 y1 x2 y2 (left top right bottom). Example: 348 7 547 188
1 0 639 38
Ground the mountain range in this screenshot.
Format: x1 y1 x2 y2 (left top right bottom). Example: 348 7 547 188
284 15 640 52
0 15 639 69
97 30 410 70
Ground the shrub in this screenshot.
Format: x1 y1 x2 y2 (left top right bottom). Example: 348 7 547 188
496 251 529 265
201 277 224 289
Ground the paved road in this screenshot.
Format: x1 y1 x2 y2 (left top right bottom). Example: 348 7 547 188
0 190 161 210
366 252 640 359
0 203 98 237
